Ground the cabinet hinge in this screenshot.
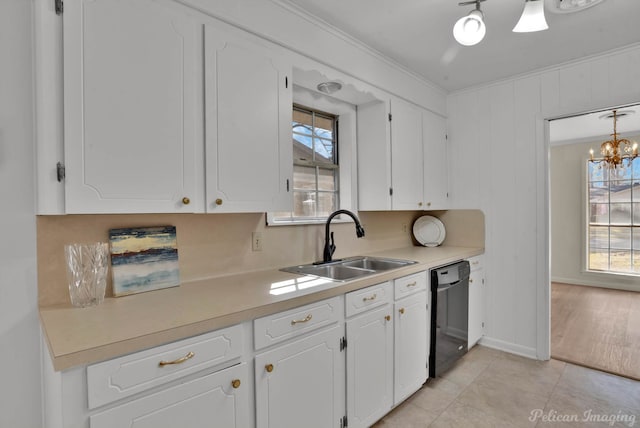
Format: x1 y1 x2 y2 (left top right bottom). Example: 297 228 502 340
446 192 449 198
340 415 348 428
286 178 290 192
55 0 63 15
388 113 392 122
389 188 393 196
285 76 288 89
482 322 485 328
340 337 347 351
56 162 65 182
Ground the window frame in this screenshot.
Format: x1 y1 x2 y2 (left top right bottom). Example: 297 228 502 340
267 85 358 226
585 158 640 276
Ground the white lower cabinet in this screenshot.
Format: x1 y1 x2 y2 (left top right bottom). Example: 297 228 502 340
254 323 345 428
393 274 429 405
90 362 249 428
468 255 485 348
346 298 394 428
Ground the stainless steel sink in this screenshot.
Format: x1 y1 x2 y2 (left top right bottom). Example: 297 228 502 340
280 256 417 282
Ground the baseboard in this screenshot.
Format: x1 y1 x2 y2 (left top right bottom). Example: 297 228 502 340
551 276 640 292
478 336 539 360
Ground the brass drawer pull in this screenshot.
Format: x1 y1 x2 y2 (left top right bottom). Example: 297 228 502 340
399 308 405 315
215 198 223 205
265 364 274 373
158 351 195 367
231 379 241 389
182 197 190 205
406 282 417 287
385 315 391 321
362 293 377 302
291 314 312 325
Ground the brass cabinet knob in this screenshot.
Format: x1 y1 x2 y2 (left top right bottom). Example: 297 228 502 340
215 198 223 205
231 379 241 389
265 364 274 373
418 202 423 207
399 308 405 315
385 315 391 321
426 202 431 207
182 197 190 205
470 278 474 283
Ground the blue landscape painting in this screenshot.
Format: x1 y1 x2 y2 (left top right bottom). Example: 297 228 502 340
109 226 180 296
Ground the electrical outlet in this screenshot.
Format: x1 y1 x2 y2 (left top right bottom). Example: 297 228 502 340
252 232 263 251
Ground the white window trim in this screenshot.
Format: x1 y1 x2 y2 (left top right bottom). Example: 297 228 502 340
267 85 358 226
584 157 640 277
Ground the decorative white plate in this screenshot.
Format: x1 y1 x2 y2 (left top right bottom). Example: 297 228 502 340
412 216 446 247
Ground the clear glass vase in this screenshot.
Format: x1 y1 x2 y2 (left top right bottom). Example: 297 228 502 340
65 242 110 308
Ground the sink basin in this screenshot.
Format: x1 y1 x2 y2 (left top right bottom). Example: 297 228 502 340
280 256 417 282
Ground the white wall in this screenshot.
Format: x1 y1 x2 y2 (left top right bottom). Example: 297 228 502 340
448 44 640 359
0 0 42 427
551 136 640 292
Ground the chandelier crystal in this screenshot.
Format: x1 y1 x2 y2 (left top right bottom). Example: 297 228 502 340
589 109 638 170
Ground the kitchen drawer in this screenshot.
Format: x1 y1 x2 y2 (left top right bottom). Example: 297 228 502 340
394 271 427 300
254 296 343 350
467 255 484 272
90 362 250 428
345 281 392 318
87 323 243 409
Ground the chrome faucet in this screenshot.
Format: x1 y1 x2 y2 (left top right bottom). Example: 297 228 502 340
321 209 365 263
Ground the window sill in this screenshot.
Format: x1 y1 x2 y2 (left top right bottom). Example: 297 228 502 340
266 214 356 227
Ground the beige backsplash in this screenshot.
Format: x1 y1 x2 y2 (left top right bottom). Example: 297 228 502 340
37 209 484 306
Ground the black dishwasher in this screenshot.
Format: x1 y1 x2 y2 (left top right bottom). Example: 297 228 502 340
429 260 470 378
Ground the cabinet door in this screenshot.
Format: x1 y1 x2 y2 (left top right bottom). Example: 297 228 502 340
346 305 393 428
204 24 292 213
357 100 392 210
63 0 200 213
423 110 448 210
394 291 428 405
390 98 424 210
255 324 345 428
90 363 249 428
468 265 485 348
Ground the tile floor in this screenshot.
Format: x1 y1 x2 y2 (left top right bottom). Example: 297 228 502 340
373 346 639 427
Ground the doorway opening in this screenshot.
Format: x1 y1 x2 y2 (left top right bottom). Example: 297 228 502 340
549 103 640 380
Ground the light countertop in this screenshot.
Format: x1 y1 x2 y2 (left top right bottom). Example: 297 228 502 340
40 245 483 371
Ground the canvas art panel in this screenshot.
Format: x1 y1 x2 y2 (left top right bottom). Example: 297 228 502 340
109 226 180 296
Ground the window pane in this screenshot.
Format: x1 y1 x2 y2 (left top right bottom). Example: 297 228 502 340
589 226 609 248
590 203 609 224
293 165 316 190
610 226 631 250
610 203 631 225
293 191 317 218
314 138 335 163
632 183 640 202
589 161 609 182
318 167 337 191
293 109 312 126
316 192 337 218
589 182 608 203
610 250 632 272
633 157 640 179
634 251 640 273
610 180 632 202
588 247 609 271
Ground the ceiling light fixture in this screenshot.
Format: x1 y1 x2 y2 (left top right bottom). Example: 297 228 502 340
513 0 549 32
316 81 342 94
589 110 638 170
453 0 487 46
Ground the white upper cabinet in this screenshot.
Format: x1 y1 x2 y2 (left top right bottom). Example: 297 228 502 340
357 97 448 211
422 110 448 210
204 24 293 213
63 0 201 213
390 97 424 210
357 100 392 211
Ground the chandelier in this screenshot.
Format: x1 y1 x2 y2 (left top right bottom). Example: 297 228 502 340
589 110 638 170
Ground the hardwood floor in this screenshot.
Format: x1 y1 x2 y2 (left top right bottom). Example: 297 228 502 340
551 282 640 381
